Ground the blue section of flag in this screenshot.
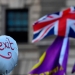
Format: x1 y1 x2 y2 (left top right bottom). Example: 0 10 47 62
68 27 75 38
33 30 41 39
54 12 60 15
33 27 54 40
74 7 75 10
44 27 54 38
33 26 54 40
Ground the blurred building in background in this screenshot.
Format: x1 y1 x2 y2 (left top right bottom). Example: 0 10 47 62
0 0 75 75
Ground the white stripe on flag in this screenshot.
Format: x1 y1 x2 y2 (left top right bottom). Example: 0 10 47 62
54 21 59 35
59 37 68 65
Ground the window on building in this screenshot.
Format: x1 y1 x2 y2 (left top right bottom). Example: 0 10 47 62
5 8 29 43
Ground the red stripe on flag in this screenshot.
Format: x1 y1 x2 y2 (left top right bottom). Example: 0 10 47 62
33 18 59 31
63 8 70 16
58 18 66 36
58 13 75 36
33 24 53 42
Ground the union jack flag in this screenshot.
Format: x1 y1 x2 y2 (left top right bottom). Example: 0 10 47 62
32 7 75 43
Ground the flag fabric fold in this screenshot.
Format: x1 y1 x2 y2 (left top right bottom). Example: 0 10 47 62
29 36 69 75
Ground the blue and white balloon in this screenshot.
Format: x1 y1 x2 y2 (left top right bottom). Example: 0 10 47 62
0 35 18 75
